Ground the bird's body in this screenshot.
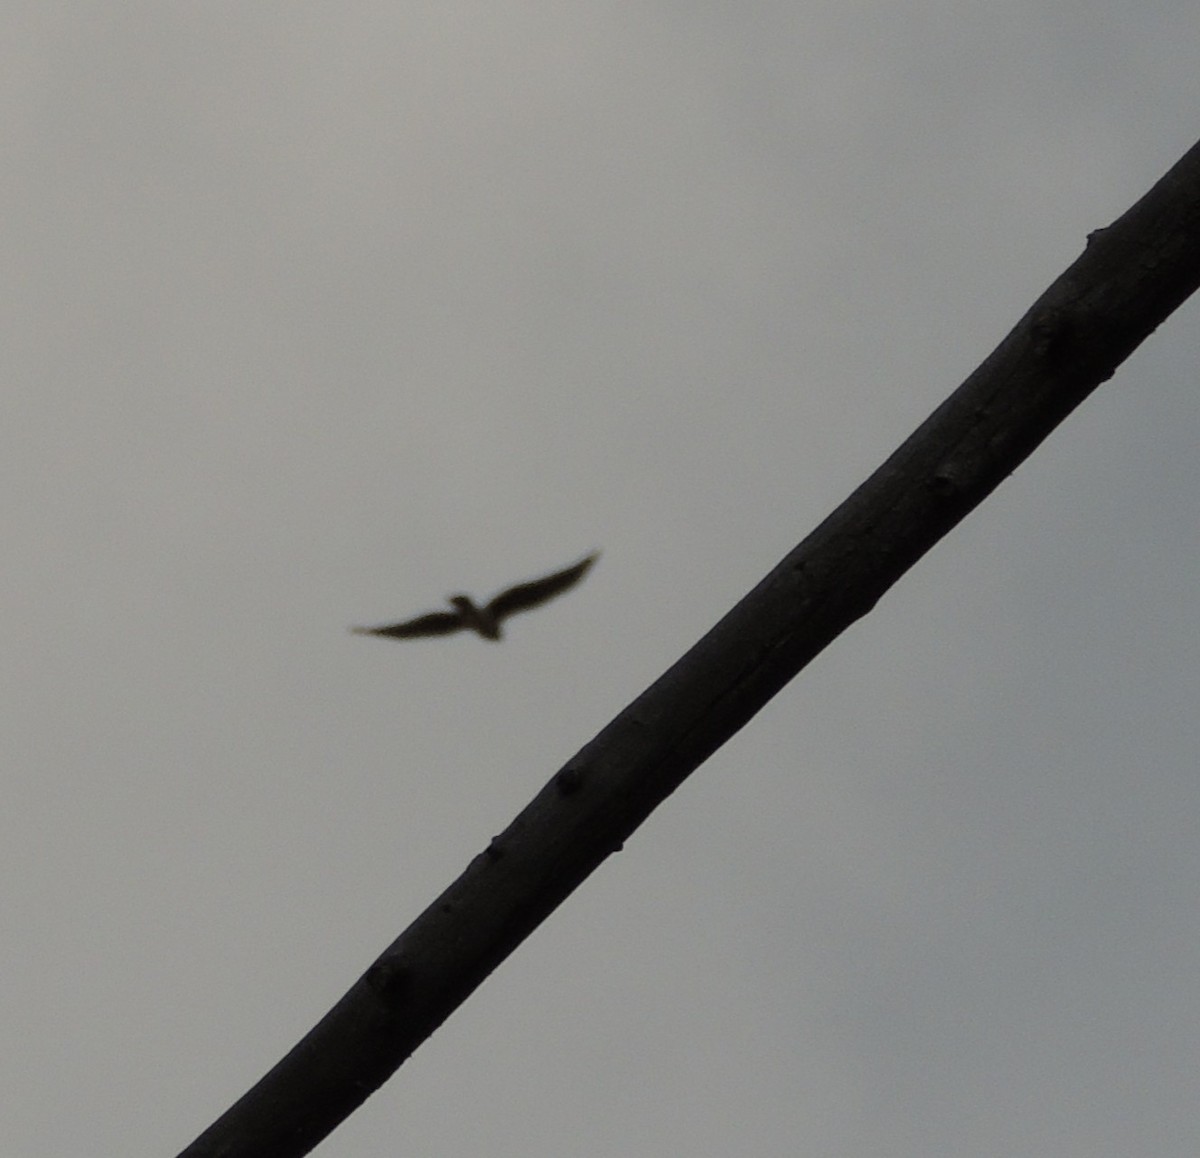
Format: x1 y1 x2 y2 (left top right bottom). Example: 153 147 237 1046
446 595 503 640
352 552 598 642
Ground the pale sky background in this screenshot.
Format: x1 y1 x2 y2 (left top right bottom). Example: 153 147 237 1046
4 5 1200 1156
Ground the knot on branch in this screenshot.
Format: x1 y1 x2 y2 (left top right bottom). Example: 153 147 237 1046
365 955 412 1009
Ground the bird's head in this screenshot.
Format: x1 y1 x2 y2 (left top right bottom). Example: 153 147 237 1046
449 595 502 640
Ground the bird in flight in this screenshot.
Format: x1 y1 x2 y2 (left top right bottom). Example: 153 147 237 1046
352 552 599 642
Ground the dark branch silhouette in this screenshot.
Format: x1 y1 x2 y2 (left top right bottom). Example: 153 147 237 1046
177 136 1200 1158
351 552 599 641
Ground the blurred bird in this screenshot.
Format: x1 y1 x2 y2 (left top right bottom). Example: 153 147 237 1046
352 552 599 642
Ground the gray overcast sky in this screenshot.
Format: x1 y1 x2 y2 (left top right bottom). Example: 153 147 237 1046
5 5 1200 1156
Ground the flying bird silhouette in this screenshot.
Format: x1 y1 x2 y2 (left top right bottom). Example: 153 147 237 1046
352 552 599 642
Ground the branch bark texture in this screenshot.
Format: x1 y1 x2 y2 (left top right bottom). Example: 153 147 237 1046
179 137 1200 1158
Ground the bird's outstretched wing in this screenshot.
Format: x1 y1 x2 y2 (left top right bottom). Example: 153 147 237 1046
485 551 599 623
351 611 464 640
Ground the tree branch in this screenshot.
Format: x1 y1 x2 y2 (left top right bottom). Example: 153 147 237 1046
177 136 1200 1158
